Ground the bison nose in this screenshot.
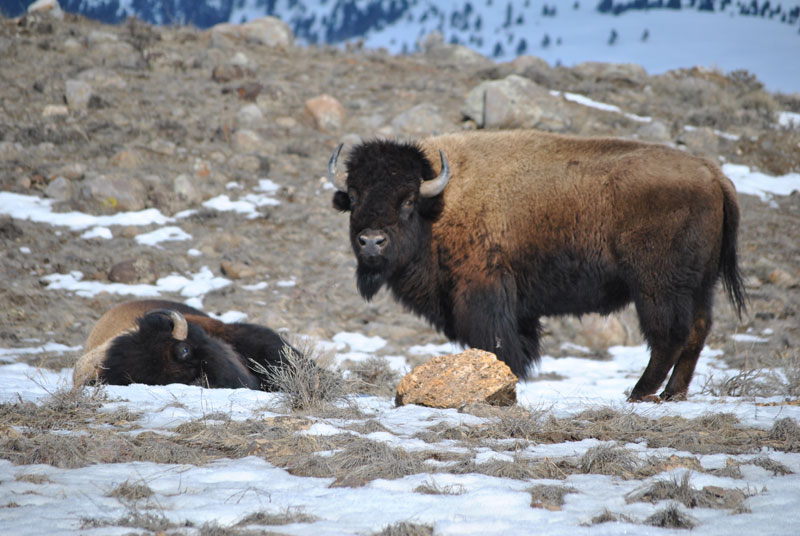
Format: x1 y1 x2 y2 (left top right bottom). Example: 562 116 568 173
358 230 388 257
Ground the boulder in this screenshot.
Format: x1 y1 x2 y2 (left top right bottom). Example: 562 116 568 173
390 103 445 137
209 17 293 49
462 75 567 130
395 349 517 408
78 174 147 212
108 257 158 284
304 94 346 132
65 79 92 110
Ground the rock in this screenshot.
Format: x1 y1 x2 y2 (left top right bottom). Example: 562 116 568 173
42 104 68 117
44 176 73 202
229 154 262 173
56 162 85 181
173 174 202 205
108 257 158 285
78 174 147 212
304 94 346 132
419 31 492 69
209 17 293 49
573 61 648 86
681 126 718 157
212 64 245 83
236 103 264 128
241 17 294 47
77 68 126 90
27 0 63 19
86 30 119 46
391 103 445 137
65 79 92 110
636 120 671 142
395 349 517 408
110 149 142 169
769 269 798 288
231 129 272 154
220 260 257 279
462 75 567 130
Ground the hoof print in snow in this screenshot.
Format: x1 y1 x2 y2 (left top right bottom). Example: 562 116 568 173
395 348 517 409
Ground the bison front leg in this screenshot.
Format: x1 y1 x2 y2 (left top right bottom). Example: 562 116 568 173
453 277 538 379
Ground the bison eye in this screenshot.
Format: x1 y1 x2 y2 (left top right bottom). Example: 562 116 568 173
173 342 192 362
400 197 415 219
348 191 358 206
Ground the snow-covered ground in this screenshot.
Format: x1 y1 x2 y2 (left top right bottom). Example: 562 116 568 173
2 91 800 535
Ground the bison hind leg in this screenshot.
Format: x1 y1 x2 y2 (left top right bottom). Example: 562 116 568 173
628 293 695 402
660 301 713 401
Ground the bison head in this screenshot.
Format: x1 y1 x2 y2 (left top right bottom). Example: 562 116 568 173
102 309 261 389
329 140 450 300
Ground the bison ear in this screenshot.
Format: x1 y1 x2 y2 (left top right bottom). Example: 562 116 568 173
332 190 351 212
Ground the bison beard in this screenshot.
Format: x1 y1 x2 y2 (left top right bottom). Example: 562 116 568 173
330 132 746 402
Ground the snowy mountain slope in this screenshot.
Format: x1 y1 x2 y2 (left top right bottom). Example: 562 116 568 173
4 0 799 91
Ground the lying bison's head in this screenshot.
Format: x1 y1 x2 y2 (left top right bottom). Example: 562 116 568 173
101 309 261 389
329 140 450 300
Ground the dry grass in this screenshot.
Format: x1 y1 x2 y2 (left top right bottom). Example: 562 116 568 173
414 478 466 496
373 522 434 536
585 508 635 526
644 503 697 529
108 480 155 501
579 444 642 477
343 356 401 396
255 345 354 411
529 484 577 510
14 472 52 484
625 472 748 510
699 349 800 399
236 507 318 526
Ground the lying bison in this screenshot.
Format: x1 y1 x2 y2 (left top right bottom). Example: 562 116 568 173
73 299 300 390
328 130 746 401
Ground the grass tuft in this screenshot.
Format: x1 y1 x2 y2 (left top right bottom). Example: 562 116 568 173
373 522 434 536
644 503 697 529
256 345 353 411
414 478 466 496
579 443 641 477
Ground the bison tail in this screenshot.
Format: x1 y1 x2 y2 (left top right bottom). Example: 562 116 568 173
719 177 747 319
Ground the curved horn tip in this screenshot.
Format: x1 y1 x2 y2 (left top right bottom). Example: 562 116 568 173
168 310 188 341
327 143 347 192
419 149 451 198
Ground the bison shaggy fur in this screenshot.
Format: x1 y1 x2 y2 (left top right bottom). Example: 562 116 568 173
329 130 746 401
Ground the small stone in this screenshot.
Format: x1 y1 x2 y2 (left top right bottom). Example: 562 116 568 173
78 174 147 212
173 174 202 205
231 129 272 154
110 149 141 169
212 64 245 83
396 349 518 408
229 154 261 173
220 260 257 279
44 176 73 202
636 120 671 142
65 79 92 110
769 269 798 288
304 94 346 132
108 257 158 284
236 103 264 128
56 162 85 181
42 104 68 117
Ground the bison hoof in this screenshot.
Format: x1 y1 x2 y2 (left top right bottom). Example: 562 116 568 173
627 393 663 404
659 391 687 402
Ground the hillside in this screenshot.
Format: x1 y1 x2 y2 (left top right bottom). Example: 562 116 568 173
1 7 800 535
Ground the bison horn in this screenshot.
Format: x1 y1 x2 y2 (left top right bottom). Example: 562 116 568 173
327 143 347 192
419 149 450 198
167 311 188 341
147 309 188 341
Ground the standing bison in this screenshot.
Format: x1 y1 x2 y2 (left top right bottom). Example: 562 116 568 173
73 299 301 391
328 130 746 401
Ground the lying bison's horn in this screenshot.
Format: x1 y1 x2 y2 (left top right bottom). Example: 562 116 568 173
327 143 347 192
419 150 450 198
147 309 188 341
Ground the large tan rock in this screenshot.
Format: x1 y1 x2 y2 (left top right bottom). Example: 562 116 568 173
396 349 517 408
304 94 346 132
